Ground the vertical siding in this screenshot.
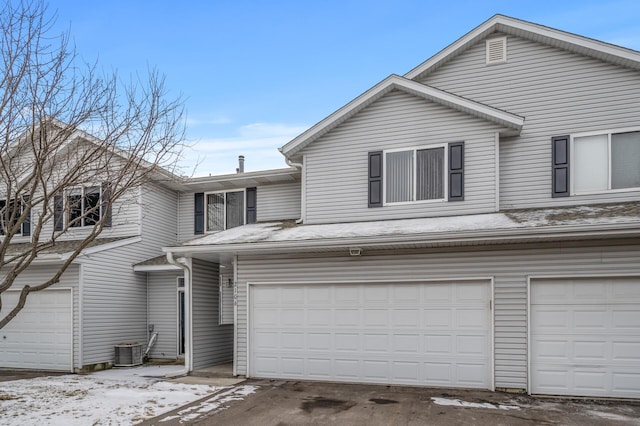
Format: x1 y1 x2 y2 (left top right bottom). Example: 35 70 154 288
420 34 640 208
302 90 502 224
191 258 233 370
147 271 181 359
235 242 640 390
256 183 301 222
3 265 80 369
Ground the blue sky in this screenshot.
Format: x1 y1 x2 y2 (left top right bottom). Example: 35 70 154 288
49 0 640 176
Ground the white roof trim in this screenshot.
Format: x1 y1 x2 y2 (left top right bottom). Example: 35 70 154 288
61 236 142 260
279 74 523 158
133 264 182 272
405 14 640 80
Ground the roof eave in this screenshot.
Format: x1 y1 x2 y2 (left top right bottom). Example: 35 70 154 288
405 14 640 81
164 222 640 257
280 75 523 158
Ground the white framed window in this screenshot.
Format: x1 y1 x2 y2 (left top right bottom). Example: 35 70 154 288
0 196 30 236
383 144 447 204
572 129 640 194
205 190 245 232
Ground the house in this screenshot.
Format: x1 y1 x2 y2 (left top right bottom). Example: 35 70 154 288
0 126 184 373
2 14 639 400
164 15 640 399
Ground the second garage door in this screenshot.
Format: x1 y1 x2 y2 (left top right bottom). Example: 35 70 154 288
531 277 640 398
250 280 491 388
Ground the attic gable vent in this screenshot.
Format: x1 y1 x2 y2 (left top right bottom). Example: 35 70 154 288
486 37 507 64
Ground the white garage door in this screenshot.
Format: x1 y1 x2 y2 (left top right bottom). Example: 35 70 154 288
531 278 640 398
250 281 491 388
0 289 73 371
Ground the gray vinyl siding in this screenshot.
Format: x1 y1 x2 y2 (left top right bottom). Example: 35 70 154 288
141 183 178 246
257 182 301 222
81 183 179 366
4 265 80 370
302 90 503 224
191 258 233 370
420 33 640 209
234 241 640 390
177 191 194 243
147 271 181 359
81 245 148 365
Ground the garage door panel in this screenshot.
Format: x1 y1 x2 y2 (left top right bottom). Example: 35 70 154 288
531 277 640 398
250 281 491 389
0 289 72 371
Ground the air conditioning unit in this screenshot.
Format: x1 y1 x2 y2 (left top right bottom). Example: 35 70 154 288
114 342 144 367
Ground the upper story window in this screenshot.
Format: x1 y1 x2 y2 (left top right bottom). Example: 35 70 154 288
385 145 446 204
207 190 244 232
368 142 464 208
67 186 101 227
54 183 112 231
572 130 640 194
194 187 256 235
0 196 30 236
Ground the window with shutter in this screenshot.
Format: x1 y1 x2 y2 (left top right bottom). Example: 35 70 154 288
567 129 640 195
370 142 464 206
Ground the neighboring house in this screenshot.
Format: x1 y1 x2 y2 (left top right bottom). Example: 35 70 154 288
164 15 640 399
0 129 183 373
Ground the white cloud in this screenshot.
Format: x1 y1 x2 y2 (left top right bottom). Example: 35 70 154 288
178 122 307 176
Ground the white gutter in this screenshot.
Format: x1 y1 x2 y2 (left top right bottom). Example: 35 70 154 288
164 251 192 378
285 158 304 224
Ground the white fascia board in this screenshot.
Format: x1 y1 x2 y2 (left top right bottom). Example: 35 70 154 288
133 264 182 272
60 236 142 260
405 14 640 80
396 77 524 131
163 222 640 256
280 75 523 158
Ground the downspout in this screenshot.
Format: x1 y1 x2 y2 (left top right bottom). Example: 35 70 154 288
165 251 192 377
285 158 304 224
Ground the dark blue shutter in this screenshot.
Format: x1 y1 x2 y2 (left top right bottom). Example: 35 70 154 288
21 195 31 236
101 183 112 227
448 142 464 201
368 151 383 207
246 187 257 224
552 135 570 197
54 195 64 231
194 192 204 234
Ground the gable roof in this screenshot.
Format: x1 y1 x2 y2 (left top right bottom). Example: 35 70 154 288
405 14 640 80
279 74 524 158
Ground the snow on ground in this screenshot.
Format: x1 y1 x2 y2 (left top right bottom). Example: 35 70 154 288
431 397 520 410
0 365 245 425
159 385 258 423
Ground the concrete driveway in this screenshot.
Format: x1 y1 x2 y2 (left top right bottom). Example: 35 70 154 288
147 379 640 425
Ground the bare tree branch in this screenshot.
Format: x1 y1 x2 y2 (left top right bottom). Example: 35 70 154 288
0 0 185 328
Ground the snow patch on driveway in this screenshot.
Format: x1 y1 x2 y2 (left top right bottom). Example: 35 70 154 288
160 385 258 423
431 397 521 410
0 365 227 425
